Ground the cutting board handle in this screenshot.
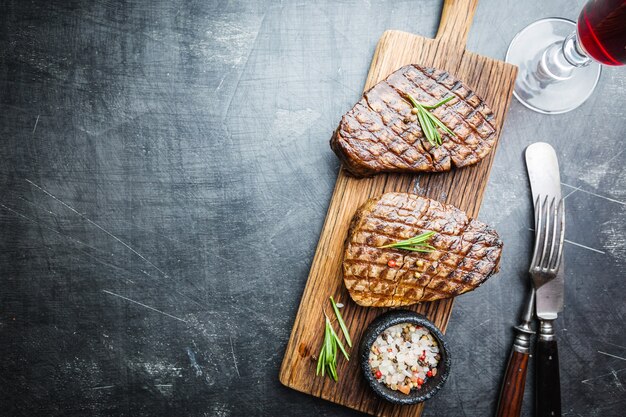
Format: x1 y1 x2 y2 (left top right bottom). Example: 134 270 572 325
435 0 479 50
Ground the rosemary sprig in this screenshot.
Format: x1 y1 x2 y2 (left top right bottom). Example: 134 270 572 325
316 297 352 381
405 93 456 147
330 296 352 348
379 230 436 252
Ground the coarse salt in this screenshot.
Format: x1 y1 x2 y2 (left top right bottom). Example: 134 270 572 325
368 323 440 394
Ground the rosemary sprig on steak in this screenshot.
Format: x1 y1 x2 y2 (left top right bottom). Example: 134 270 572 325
405 93 456 147
379 230 436 252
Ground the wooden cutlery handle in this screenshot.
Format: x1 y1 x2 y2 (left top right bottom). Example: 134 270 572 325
536 338 561 417
495 349 530 417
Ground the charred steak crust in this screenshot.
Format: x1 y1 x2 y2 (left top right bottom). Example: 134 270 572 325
330 64 498 177
343 193 502 307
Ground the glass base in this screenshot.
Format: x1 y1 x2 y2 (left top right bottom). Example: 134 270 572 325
506 18 601 114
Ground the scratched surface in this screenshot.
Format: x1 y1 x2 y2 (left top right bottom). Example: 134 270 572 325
0 0 624 416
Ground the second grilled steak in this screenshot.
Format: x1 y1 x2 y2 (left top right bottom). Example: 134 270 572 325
330 65 498 177
343 193 502 307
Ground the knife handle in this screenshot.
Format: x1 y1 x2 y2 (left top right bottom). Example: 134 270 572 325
536 321 561 417
495 349 530 417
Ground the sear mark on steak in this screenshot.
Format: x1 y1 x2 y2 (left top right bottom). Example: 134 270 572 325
330 64 498 177
343 193 502 307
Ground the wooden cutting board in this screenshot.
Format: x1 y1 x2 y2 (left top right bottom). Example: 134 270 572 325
279 1 517 415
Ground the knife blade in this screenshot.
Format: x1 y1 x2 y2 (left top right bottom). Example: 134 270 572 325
525 142 564 417
525 142 564 319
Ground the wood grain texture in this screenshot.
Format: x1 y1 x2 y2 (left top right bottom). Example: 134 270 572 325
496 350 530 417
279 1 517 415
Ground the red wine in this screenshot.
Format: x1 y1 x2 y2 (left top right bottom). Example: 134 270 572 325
577 0 626 65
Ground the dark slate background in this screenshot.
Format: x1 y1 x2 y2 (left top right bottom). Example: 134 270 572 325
1 1 624 416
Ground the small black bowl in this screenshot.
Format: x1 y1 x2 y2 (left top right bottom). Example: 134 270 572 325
359 310 451 405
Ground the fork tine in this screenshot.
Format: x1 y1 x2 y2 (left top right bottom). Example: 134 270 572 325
546 197 559 270
550 198 565 271
534 195 541 231
538 195 551 270
529 195 543 269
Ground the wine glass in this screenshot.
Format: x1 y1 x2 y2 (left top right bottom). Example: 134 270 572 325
505 0 626 114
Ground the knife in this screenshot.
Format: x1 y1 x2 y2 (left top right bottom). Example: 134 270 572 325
525 142 564 417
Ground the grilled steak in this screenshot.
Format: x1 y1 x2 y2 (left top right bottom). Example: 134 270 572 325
343 193 502 307
330 65 498 177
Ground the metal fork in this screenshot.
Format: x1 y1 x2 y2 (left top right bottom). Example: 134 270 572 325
495 195 564 417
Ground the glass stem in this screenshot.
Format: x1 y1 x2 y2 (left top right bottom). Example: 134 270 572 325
562 32 592 67
536 31 592 83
